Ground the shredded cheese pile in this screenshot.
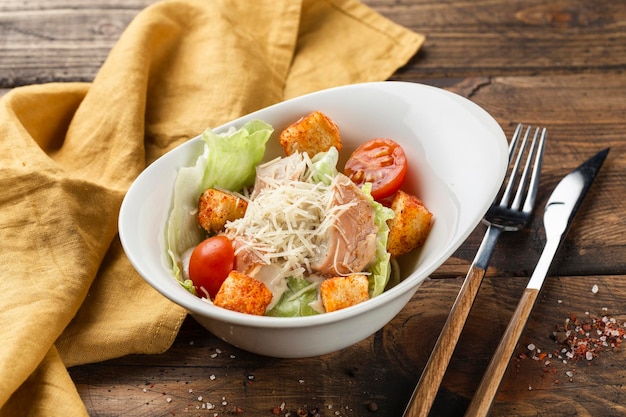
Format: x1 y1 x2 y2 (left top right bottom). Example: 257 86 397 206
225 154 357 281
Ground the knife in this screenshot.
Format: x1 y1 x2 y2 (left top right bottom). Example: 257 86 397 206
464 147 610 417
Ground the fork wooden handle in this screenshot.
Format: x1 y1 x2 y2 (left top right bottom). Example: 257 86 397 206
464 287 539 417
403 264 487 417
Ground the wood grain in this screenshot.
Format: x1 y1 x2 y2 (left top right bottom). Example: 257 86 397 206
67 275 626 416
3 1 626 89
0 0 156 90
404 264 488 417
465 287 541 417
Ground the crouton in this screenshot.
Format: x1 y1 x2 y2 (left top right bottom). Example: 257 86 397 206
198 188 247 234
386 190 433 257
320 274 370 313
278 110 342 156
213 271 272 316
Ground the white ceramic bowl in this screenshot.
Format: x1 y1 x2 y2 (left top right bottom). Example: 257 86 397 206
119 81 508 358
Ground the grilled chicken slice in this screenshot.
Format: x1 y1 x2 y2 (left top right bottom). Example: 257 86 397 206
310 174 377 276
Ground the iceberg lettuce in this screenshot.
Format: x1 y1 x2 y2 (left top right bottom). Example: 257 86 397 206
266 277 320 317
165 120 273 283
361 183 395 297
310 146 339 185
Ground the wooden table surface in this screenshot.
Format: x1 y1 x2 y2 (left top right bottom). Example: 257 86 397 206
3 1 626 416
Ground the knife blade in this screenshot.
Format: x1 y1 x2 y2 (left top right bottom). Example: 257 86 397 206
464 147 610 417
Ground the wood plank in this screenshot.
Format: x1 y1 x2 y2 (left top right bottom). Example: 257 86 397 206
68 274 626 416
0 1 156 87
381 0 626 78
2 1 626 88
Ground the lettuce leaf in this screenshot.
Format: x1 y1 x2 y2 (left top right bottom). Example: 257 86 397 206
310 146 339 185
266 277 321 317
165 120 273 282
200 119 273 191
361 183 395 297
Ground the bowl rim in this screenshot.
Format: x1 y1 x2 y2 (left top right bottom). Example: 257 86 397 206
119 80 508 329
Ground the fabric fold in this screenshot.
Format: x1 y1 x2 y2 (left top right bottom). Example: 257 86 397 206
0 0 424 415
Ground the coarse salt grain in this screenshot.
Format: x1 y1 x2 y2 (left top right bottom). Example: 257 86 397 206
586 351 594 360
527 343 536 351
592 284 599 293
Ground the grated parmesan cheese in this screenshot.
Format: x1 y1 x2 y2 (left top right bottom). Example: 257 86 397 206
225 152 361 284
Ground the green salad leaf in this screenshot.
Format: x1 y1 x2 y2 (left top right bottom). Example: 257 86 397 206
200 119 273 191
310 146 339 185
165 120 273 282
361 182 395 297
266 277 321 317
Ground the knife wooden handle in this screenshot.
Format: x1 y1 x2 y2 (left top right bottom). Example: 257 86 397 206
464 287 540 417
403 264 487 417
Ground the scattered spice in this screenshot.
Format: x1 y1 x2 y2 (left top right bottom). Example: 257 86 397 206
271 402 286 414
517 308 626 384
553 311 625 361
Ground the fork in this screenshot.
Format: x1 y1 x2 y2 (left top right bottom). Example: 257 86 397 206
402 124 547 417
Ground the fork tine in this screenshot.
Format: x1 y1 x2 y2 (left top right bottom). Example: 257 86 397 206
500 125 531 207
507 123 524 161
522 127 547 213
511 127 540 210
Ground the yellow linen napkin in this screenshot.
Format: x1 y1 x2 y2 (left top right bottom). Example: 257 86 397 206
0 0 424 415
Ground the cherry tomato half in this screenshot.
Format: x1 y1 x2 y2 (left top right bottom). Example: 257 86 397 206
188 235 234 299
344 138 408 201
